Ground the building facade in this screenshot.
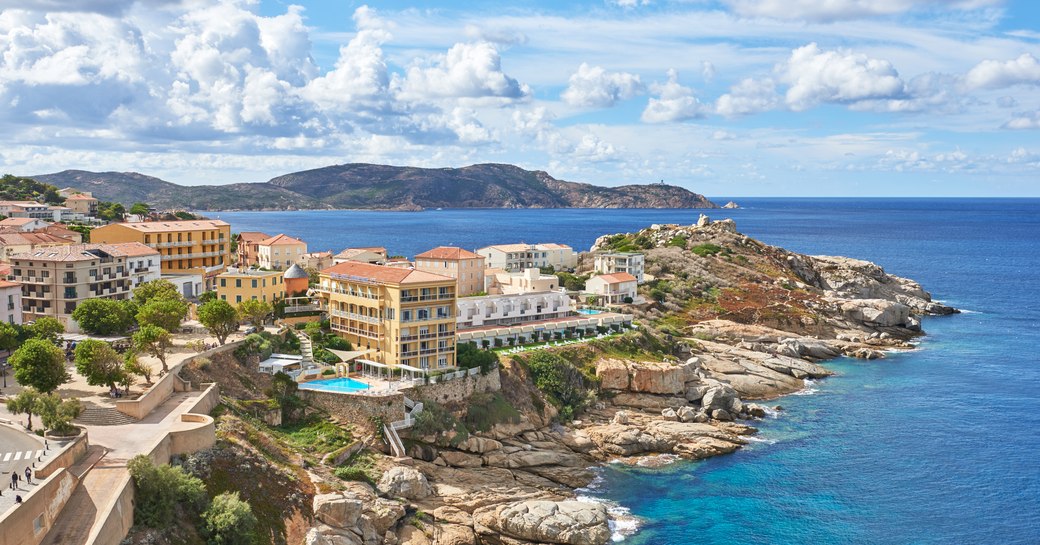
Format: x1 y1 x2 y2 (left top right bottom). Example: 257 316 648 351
414 246 485 296
216 268 285 305
64 194 99 216
257 234 307 270
485 267 560 295
476 243 576 272
593 252 645 283
585 272 639 305
333 247 387 265
236 232 271 267
90 220 231 289
300 251 333 271
8 242 160 332
319 261 456 371
456 290 572 329
0 280 23 325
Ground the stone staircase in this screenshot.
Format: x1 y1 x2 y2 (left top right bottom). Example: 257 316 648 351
299 332 315 362
74 404 138 426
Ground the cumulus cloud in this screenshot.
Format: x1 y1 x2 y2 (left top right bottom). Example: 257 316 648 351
964 53 1040 90
300 8 394 110
0 0 179 15
608 0 652 7
1004 111 1040 130
723 0 1001 22
401 41 529 100
561 63 644 108
777 43 906 111
641 69 709 123
715 77 779 116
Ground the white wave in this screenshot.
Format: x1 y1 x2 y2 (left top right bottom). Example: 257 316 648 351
744 435 777 445
792 378 818 396
762 406 782 419
575 494 641 542
956 308 981 314
634 453 680 467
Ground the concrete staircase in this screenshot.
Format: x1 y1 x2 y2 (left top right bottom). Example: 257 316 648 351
299 332 315 362
74 405 138 426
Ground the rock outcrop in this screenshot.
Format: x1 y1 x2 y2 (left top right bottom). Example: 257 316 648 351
473 500 611 545
378 466 433 500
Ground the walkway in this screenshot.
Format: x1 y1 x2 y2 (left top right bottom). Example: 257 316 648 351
0 422 62 515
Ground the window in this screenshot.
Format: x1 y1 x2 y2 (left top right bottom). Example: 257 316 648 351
251 279 258 288
220 278 226 287
236 295 242 303
236 279 242 288
221 294 226 300
64 287 76 299
402 310 412 321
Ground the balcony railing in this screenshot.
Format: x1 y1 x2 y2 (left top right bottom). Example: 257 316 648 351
161 251 221 261
329 323 384 339
330 309 380 324
201 237 226 245
148 241 194 249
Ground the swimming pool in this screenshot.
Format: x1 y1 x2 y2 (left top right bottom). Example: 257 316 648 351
299 377 371 393
577 308 603 315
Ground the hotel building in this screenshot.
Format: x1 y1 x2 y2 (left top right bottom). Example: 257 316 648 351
90 220 231 289
476 243 577 272
414 246 485 296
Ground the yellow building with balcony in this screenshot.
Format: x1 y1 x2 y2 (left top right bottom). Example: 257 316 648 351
319 261 457 371
216 268 285 305
90 220 232 289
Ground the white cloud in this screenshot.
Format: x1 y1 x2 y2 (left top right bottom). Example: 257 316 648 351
400 41 528 100
608 0 652 7
561 63 644 108
964 53 1040 90
778 43 906 111
300 9 394 110
641 69 709 123
723 0 1001 22
1004 111 1040 130
715 77 779 116
701 61 716 82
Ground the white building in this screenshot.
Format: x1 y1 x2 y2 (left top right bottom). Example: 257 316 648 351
486 267 561 295
476 243 576 272
0 280 23 325
585 272 639 305
257 234 307 271
457 290 572 329
163 273 205 300
594 252 645 283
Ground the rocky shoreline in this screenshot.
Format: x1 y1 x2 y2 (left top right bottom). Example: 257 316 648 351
306 217 958 545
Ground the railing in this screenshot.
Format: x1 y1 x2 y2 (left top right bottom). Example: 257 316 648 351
201 238 225 245
329 323 384 339
161 251 221 261
330 309 380 324
148 240 194 248
384 424 407 457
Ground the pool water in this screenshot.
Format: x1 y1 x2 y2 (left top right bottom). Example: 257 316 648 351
577 309 603 315
299 377 371 393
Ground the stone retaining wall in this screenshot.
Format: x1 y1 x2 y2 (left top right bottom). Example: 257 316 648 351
409 367 501 404
302 390 406 429
0 469 78 545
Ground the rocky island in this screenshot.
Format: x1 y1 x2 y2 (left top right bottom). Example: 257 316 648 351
130 216 954 545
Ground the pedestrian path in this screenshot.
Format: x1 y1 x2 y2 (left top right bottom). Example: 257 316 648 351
0 450 45 463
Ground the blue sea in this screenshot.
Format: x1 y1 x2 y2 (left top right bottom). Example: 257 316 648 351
214 200 1040 544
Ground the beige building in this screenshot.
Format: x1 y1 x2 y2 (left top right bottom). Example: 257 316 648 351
585 272 638 305
300 251 333 271
319 261 456 371
485 267 561 295
0 280 23 325
0 232 74 260
333 247 387 265
0 217 50 231
64 193 99 216
9 242 160 332
414 246 485 296
217 268 285 305
476 243 577 272
90 220 231 289
594 252 645 283
257 234 307 270
236 231 271 267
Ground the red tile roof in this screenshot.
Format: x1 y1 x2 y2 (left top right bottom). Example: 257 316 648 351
321 261 454 285
415 246 483 260
595 272 638 284
238 232 272 244
259 233 305 246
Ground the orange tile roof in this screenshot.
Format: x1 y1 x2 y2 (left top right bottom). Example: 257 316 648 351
415 246 482 260
238 232 272 244
0 217 43 226
335 248 384 259
259 233 305 246
65 194 97 201
10 242 159 262
321 261 454 285
596 272 638 284
105 220 229 232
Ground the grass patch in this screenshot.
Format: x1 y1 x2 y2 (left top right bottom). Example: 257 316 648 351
270 415 353 459
464 392 521 432
333 450 380 484
691 243 724 257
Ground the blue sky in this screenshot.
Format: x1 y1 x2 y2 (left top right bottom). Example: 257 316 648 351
0 0 1038 196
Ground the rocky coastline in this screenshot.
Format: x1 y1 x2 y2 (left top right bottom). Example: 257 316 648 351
306 217 958 545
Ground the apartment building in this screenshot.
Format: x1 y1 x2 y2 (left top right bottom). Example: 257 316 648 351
333 247 387 265
8 242 160 332
236 232 271 267
485 267 560 295
585 273 638 305
64 194 99 216
257 234 307 270
457 291 572 329
217 268 285 305
0 218 49 231
476 242 576 272
300 251 333 271
0 232 74 260
90 220 231 289
594 252 645 283
319 261 456 371
0 280 23 325
414 246 485 296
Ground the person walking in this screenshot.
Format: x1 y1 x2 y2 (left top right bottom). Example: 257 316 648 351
24 467 31 485
10 472 18 490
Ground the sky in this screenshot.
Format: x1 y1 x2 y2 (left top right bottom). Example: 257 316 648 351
0 1 1038 197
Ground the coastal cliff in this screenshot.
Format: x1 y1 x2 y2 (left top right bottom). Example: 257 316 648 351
30 164 717 211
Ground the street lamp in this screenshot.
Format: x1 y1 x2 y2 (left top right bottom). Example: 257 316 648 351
1 359 9 389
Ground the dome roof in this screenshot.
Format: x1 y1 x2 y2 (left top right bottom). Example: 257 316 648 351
283 263 309 279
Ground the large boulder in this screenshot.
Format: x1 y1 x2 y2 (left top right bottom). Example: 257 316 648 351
473 500 611 545
367 498 407 535
839 299 912 328
595 359 629 390
455 436 503 454
378 466 433 500
313 493 363 529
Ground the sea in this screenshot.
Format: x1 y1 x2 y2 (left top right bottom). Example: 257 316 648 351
213 199 1040 545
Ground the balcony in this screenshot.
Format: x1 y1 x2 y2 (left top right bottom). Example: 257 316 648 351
161 251 221 261
330 309 380 325
148 240 194 249
201 237 226 245
330 323 384 339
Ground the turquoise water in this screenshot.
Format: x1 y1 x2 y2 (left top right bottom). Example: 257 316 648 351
298 377 370 393
216 200 1040 544
578 309 604 315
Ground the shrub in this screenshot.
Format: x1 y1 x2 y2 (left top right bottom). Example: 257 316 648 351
691 243 724 257
456 343 498 374
522 352 594 421
127 455 207 528
623 296 634 304
201 491 257 545
35 394 82 436
464 392 521 432
324 336 353 351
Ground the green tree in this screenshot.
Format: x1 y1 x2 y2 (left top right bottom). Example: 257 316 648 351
74 339 127 391
237 298 272 329
96 201 126 221
129 203 150 216
136 298 189 332
26 317 65 345
132 279 183 306
0 321 19 351
124 351 153 385
266 371 303 422
456 342 499 374
35 393 81 435
198 291 217 304
524 352 591 422
198 299 239 345
127 455 207 528
71 298 137 335
133 325 174 374
7 388 40 430
202 492 257 545
10 338 69 393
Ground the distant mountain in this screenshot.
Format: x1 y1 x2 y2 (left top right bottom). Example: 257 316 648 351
30 163 718 211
